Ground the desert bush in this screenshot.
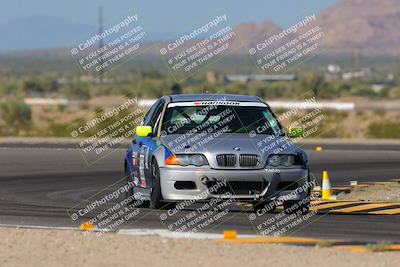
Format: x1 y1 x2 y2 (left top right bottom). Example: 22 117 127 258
367 121 400 139
0 99 32 135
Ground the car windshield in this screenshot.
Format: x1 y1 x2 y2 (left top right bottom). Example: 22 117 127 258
161 104 282 135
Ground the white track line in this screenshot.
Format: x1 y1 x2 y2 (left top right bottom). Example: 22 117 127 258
0 224 259 239
118 229 260 239
0 223 77 231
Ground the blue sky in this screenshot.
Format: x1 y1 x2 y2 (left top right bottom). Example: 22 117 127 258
1 0 338 27
0 0 339 51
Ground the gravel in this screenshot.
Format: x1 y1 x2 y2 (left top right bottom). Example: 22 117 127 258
0 228 399 267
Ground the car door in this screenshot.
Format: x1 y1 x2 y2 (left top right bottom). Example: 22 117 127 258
135 99 165 189
129 100 160 187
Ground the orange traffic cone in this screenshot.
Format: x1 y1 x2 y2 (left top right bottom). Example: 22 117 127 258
322 171 332 200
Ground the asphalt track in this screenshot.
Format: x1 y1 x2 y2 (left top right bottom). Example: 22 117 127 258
0 142 399 242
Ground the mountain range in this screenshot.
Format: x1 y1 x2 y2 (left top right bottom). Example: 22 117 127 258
1 0 399 55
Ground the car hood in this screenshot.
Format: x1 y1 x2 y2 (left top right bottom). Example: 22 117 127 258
159 133 307 168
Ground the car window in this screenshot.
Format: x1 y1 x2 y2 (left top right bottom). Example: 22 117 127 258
153 112 163 135
143 99 161 126
162 105 282 135
149 100 165 130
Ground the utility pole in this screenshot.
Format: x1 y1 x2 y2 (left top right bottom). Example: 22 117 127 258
351 48 361 72
98 5 104 84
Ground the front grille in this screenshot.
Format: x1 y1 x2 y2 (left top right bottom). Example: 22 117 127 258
239 154 260 167
216 154 261 168
216 154 236 167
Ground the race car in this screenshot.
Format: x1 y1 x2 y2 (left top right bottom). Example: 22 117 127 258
124 94 311 212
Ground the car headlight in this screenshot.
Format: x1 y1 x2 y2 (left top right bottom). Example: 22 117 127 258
266 154 305 167
165 154 209 166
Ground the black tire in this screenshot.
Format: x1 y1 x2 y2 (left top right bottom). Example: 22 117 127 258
149 159 162 209
283 175 312 214
125 165 150 208
160 201 176 210
252 201 276 213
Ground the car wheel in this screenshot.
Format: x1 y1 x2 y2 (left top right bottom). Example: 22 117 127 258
125 165 150 208
252 201 276 213
150 159 162 209
283 176 312 214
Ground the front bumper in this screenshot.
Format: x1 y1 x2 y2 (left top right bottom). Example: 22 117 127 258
159 166 309 201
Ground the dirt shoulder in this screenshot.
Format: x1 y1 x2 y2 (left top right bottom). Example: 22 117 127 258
0 228 399 267
337 182 400 202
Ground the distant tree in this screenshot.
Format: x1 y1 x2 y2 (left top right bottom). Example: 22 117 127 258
306 72 324 97
61 82 91 99
170 83 182 94
142 71 163 79
47 79 60 93
22 78 45 94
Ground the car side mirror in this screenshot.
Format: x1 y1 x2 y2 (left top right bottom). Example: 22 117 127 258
288 127 304 138
136 126 153 137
